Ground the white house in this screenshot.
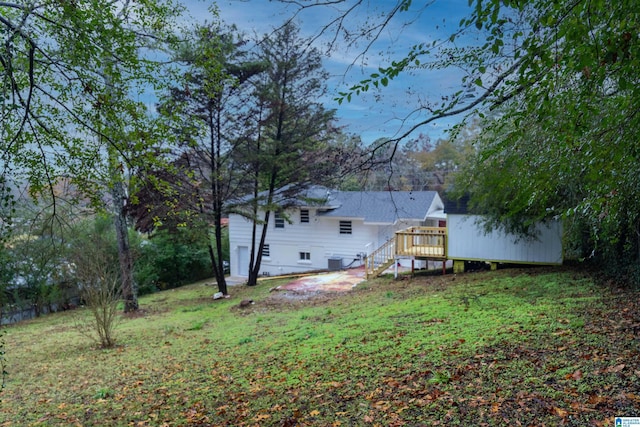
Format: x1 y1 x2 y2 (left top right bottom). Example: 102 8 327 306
228 188 445 277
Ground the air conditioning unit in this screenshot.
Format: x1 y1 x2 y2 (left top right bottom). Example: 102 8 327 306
328 257 342 271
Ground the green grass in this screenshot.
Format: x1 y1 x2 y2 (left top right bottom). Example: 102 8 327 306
1 268 639 426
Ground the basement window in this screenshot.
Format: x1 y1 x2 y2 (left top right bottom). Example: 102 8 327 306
339 220 352 235
300 209 310 223
299 251 311 261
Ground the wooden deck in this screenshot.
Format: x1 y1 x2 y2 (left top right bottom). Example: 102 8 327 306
366 227 447 278
396 227 447 258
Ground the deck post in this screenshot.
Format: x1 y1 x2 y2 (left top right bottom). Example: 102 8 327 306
394 258 398 279
453 260 465 274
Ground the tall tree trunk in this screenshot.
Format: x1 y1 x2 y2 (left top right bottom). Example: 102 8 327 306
101 62 137 312
110 173 138 313
212 221 228 294
208 107 228 295
247 166 278 286
247 210 270 286
196 188 227 295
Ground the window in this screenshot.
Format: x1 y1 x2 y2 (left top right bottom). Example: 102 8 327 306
300 209 310 223
339 220 352 235
262 244 270 257
274 212 284 228
299 251 311 261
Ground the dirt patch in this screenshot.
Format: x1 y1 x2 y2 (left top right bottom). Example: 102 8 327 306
268 267 366 301
281 267 366 291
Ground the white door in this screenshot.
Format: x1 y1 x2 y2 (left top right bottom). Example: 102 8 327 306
237 246 249 276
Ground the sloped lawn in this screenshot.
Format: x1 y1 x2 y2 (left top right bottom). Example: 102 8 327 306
1 267 639 426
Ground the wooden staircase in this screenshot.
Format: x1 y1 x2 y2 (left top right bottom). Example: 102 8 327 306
365 237 396 279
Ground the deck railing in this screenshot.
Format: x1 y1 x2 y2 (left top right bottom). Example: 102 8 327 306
395 227 447 259
365 227 447 278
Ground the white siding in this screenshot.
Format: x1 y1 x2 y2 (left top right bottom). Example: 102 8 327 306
230 208 385 277
447 214 563 264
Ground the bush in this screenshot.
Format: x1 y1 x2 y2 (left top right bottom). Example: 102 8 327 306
75 268 121 349
69 219 122 348
134 228 213 296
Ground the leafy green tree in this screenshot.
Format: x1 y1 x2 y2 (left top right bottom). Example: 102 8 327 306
358 135 434 191
0 189 82 322
153 20 266 295
447 1 640 282
1 1 182 311
9 236 60 317
0 242 14 313
0 0 180 207
336 132 470 191
239 22 338 286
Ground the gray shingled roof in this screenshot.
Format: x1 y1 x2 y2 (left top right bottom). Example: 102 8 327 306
316 191 439 224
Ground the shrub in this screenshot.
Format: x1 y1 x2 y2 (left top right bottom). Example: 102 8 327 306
69 220 121 348
134 228 213 295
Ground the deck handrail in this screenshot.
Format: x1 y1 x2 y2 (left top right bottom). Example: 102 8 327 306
395 226 447 259
365 237 396 278
365 226 447 278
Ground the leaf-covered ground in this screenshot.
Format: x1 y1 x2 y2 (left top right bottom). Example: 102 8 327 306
1 267 639 426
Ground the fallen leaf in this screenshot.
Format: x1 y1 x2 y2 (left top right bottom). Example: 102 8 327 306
553 406 568 418
587 395 609 405
626 392 640 402
605 364 625 373
565 369 582 380
570 401 595 412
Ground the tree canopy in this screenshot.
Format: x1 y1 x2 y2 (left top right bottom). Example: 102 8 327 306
1 0 180 214
1 0 183 310
451 0 639 279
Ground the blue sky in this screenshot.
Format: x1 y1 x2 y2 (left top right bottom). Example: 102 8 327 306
178 0 475 145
